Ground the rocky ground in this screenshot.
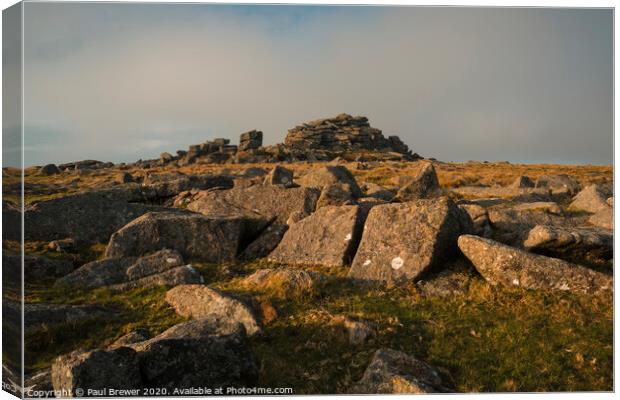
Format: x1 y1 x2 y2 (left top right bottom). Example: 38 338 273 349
1 116 614 396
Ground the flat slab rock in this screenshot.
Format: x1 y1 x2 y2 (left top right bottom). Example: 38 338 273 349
187 185 320 225
352 348 453 394
458 235 612 295
269 205 365 267
240 268 325 299
348 197 471 286
523 225 612 253
104 210 261 262
165 284 260 335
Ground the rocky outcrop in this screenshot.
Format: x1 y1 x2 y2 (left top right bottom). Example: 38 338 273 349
284 114 412 156
352 349 453 394
38 164 60 176
269 205 365 267
395 161 440 201
104 211 259 262
238 130 263 151
51 347 142 396
187 185 320 226
296 166 363 197
165 285 260 335
458 235 612 294
240 268 325 299
348 198 471 286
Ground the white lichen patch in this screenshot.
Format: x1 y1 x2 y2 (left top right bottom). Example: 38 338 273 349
363 259 372 266
512 278 520 286
391 257 404 270
166 258 177 264
344 233 352 242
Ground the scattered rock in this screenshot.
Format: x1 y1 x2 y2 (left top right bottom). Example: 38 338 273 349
109 265 204 292
105 210 261 262
269 205 365 267
263 165 294 187
458 235 612 294
38 164 60 176
348 198 471 286
129 318 258 390
165 285 260 335
535 174 581 195
510 175 535 188
513 201 562 215
352 348 453 394
125 249 184 281
395 161 440 201
331 316 375 345
296 166 363 197
240 268 325 299
523 225 612 257
48 238 77 253
51 347 142 396
569 184 612 214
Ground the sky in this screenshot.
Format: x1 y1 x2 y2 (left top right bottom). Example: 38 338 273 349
4 3 613 166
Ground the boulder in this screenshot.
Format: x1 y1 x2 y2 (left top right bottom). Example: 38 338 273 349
51 347 142 396
165 285 260 335
238 130 263 151
125 249 184 281
159 152 174 163
362 182 395 201
316 183 356 208
296 166 362 197
395 161 440 201
523 225 612 256
458 235 612 294
352 349 453 394
108 265 203 292
48 238 78 253
263 165 294 187
55 257 137 289
104 211 261 262
240 268 325 299
38 164 60 176
535 174 581 195
129 318 258 390
513 201 562 215
589 208 613 230
238 224 288 261
348 198 471 286
458 204 489 236
116 172 134 184
187 185 320 225
24 191 154 243
331 316 375 345
269 205 365 267
509 175 535 188
569 184 612 214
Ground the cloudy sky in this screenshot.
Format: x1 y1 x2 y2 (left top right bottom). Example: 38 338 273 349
8 4 614 166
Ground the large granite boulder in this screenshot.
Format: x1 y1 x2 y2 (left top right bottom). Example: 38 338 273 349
395 161 440 201
296 166 363 197
165 285 260 335
104 210 262 262
269 205 365 267
458 235 612 294
348 197 471 286
187 185 320 225
51 347 142 396
129 318 258 390
238 130 263 151
352 349 453 394
568 184 612 214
